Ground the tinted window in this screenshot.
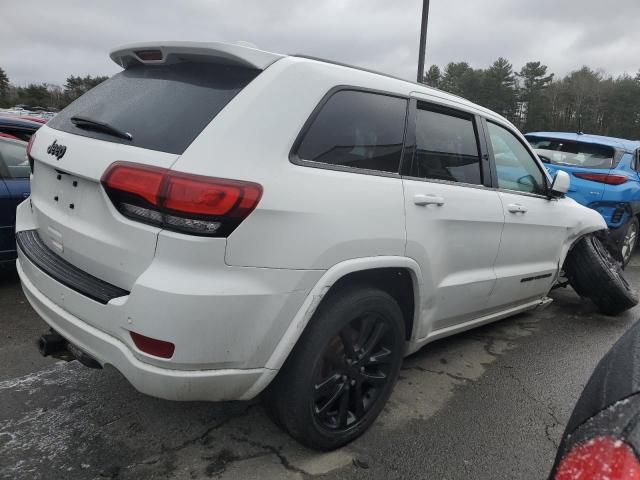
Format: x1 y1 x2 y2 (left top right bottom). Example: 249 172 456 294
0 138 30 179
489 123 545 194
295 90 407 173
0 128 35 142
526 136 616 170
412 106 481 185
48 62 259 155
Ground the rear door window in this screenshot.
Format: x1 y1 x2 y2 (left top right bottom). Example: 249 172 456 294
47 62 260 155
526 136 616 169
411 105 482 185
294 90 408 174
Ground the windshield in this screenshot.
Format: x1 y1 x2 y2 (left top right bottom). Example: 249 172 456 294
526 136 616 169
47 62 260 155
0 137 30 179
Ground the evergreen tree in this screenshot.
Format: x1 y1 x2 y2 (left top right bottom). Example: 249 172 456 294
0 67 9 107
424 65 441 88
482 57 517 118
516 61 554 131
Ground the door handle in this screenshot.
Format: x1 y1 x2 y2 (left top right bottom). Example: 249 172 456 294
414 194 445 206
507 203 527 214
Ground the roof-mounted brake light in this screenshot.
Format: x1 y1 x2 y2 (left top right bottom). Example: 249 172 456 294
135 50 163 62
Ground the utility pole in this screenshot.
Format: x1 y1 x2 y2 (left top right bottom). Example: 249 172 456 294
417 0 430 83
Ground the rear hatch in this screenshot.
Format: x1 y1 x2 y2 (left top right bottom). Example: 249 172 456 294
27 52 262 291
527 135 619 206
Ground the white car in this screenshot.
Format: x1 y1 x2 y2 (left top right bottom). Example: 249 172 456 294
16 42 624 450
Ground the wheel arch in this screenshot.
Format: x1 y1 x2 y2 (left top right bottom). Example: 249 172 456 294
561 228 620 270
264 256 423 373
558 203 608 270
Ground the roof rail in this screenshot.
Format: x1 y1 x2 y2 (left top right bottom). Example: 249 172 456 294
291 54 468 102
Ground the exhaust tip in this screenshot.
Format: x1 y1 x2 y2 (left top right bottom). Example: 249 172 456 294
38 332 67 357
37 336 47 356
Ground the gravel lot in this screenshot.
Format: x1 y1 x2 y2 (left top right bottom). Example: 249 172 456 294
1 258 639 480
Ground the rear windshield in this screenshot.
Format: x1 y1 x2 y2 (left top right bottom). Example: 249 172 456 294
47 62 260 155
526 136 616 169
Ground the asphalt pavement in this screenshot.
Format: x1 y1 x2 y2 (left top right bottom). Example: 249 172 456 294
1 259 639 480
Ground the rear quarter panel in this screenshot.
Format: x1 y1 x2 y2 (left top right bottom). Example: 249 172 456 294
172 58 409 269
602 153 640 221
545 163 605 206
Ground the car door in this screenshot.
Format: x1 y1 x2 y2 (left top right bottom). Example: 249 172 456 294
402 99 504 337
0 137 30 260
483 120 567 310
0 177 13 260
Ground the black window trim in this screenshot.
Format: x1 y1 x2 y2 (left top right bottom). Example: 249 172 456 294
289 85 410 179
402 100 492 190
482 118 552 200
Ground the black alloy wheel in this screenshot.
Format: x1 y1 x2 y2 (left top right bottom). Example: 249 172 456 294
263 286 405 450
312 313 396 431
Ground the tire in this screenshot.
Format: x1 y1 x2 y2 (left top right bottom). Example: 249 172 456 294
263 285 405 451
565 234 639 316
620 217 639 267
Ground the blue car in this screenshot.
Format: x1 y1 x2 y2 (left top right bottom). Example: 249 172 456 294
0 136 32 265
526 132 640 266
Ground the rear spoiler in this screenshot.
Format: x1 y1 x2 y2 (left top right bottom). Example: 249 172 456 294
110 41 285 70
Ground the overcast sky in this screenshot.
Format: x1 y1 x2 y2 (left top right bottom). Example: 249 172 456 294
2 0 639 86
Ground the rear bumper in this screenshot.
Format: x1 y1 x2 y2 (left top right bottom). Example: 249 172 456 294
15 196 324 401
587 201 632 230
18 258 277 401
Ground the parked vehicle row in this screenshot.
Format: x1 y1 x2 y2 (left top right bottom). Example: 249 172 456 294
0 115 43 141
10 42 639 450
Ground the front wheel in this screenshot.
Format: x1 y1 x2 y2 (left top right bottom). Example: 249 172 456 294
263 286 405 451
565 234 638 315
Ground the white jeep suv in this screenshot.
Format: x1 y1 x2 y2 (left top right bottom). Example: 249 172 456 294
17 42 611 450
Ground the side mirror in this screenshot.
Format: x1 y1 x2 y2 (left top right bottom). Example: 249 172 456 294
549 170 570 197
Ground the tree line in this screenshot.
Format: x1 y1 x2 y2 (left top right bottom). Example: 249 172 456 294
0 67 108 111
2 61 640 139
424 59 640 139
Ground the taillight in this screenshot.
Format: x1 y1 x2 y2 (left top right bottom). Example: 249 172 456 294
101 162 262 236
555 436 640 480
574 172 628 185
130 331 175 359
